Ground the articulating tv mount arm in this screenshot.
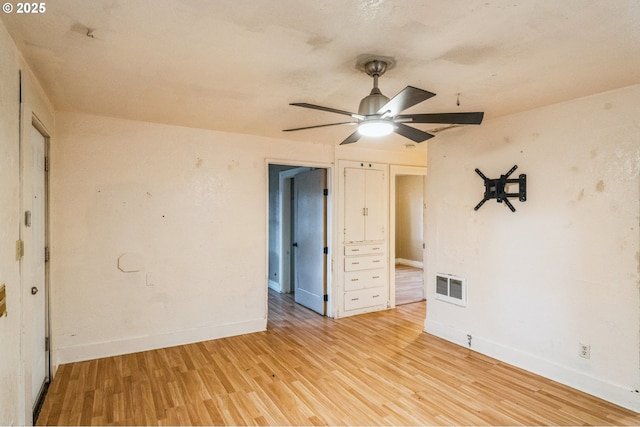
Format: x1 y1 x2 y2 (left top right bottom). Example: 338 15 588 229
474 165 526 212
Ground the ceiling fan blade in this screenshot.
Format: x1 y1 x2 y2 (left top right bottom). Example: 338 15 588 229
283 122 356 132
290 103 363 119
397 112 484 125
339 130 361 145
377 86 436 116
393 123 434 143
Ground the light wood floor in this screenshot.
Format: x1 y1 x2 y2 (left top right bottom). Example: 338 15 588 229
37 291 640 426
395 264 424 305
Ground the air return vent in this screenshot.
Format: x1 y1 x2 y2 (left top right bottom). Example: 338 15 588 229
435 274 466 307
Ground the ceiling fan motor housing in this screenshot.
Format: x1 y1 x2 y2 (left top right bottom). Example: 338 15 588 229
358 89 390 116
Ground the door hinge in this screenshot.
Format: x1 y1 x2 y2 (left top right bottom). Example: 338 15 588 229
323 294 328 302
44 247 50 262
45 337 49 352
323 247 328 254
16 240 24 260
323 188 328 196
44 156 49 172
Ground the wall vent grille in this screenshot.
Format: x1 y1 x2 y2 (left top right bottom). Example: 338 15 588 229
435 274 466 306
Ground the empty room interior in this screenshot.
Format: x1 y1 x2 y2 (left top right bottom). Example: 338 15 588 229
1 1 640 425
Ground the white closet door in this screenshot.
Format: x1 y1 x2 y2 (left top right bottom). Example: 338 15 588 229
364 169 386 241
343 168 366 242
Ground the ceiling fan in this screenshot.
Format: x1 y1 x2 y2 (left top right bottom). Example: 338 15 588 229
283 59 484 145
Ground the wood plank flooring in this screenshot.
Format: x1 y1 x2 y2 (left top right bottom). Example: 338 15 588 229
37 290 640 425
395 264 424 305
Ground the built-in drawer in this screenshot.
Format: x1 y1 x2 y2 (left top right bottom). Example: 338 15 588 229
344 269 385 291
344 244 384 256
344 255 385 272
344 288 385 311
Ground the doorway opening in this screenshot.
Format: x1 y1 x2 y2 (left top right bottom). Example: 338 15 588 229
267 162 332 319
390 166 427 306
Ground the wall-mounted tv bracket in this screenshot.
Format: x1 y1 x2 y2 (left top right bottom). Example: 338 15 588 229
474 165 526 212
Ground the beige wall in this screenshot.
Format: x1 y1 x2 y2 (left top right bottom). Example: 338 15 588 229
424 83 640 412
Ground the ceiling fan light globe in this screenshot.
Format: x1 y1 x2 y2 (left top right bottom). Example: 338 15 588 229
358 120 394 137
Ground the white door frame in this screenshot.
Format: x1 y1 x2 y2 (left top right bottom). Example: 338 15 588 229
389 165 427 308
266 160 334 318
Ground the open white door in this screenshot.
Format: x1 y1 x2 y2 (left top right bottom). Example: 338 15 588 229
293 169 327 315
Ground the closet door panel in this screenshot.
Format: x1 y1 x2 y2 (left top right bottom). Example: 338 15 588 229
365 169 386 241
344 168 366 242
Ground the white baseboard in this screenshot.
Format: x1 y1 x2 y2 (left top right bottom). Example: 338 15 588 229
268 279 281 292
54 318 266 367
424 318 640 413
395 258 424 269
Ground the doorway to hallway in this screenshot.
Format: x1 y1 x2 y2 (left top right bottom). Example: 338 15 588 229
267 162 332 318
390 166 427 307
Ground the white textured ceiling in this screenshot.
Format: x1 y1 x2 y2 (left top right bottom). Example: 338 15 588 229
2 0 640 148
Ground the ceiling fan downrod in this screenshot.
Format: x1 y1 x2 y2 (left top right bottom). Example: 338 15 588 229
365 59 387 87
359 60 391 116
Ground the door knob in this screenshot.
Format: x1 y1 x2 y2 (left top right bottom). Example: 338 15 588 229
31 286 38 295
292 242 298 247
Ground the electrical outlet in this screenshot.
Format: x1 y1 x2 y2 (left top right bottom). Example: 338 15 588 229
579 343 591 359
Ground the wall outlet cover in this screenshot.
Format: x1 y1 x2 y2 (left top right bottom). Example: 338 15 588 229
579 342 591 359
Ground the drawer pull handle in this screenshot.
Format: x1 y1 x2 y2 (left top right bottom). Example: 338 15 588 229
373 294 380 298
373 260 380 263
352 249 359 252
352 262 360 265
373 247 380 250
351 278 359 282
372 276 379 279
351 298 359 301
